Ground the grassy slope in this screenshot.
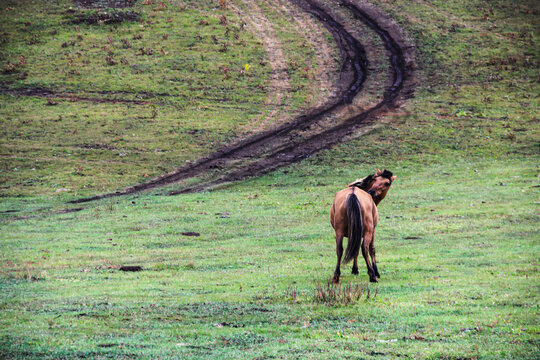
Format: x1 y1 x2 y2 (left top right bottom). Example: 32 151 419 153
0 0 539 359
0 0 326 197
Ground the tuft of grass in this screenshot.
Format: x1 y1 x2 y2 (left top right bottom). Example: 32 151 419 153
313 282 372 306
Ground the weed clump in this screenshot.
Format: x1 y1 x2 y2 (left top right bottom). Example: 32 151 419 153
218 0 229 10
282 282 375 305
3 56 25 73
313 282 373 306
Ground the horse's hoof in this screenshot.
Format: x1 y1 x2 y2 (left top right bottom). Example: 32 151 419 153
352 269 359 275
369 277 378 283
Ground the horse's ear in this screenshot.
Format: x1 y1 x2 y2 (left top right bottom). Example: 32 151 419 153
391 176 397 181
376 168 382 175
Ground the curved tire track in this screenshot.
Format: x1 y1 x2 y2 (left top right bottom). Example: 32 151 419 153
70 0 415 203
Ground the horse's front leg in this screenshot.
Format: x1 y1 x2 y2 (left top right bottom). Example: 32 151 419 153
333 233 344 283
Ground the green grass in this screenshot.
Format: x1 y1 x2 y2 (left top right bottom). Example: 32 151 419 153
1 159 538 359
0 0 539 359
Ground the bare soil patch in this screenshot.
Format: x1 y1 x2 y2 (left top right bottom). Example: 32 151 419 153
74 0 136 9
118 265 143 272
0 86 158 105
70 9 140 25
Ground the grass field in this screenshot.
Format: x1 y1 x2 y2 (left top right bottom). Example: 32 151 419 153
1 158 538 359
1 0 538 359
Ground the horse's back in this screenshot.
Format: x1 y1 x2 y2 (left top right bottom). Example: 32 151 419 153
330 187 374 234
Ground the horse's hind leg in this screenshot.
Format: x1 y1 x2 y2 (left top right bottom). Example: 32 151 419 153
352 256 359 275
333 233 344 283
362 230 377 282
369 240 380 279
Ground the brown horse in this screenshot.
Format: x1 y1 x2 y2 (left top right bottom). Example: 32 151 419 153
329 169 396 283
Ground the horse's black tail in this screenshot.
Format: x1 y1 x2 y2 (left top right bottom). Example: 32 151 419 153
343 192 363 264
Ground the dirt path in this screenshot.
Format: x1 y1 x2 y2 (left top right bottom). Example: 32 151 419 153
69 0 416 203
229 1 293 135
272 0 341 109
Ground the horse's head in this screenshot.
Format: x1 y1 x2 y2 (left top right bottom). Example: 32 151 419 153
349 169 396 205
369 169 396 205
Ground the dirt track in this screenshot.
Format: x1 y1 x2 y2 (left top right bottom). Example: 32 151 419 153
69 0 416 203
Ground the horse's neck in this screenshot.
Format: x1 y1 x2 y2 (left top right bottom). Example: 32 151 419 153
371 192 385 206
373 191 389 205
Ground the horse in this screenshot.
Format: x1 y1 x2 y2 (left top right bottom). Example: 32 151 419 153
329 169 396 283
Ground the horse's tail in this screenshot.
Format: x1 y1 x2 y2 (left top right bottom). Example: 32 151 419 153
343 191 363 264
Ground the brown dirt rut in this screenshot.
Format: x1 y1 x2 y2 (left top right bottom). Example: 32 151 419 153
69 0 415 203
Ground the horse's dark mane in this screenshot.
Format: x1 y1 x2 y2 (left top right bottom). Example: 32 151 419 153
349 170 394 191
349 174 376 191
